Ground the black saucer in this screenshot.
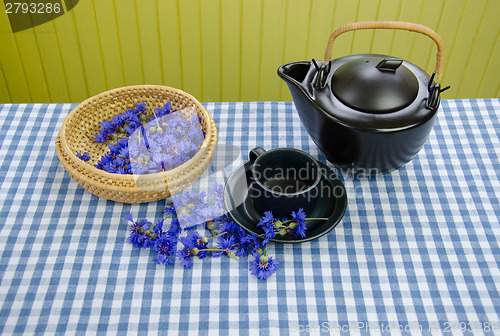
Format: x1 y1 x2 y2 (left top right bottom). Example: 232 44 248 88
223 160 347 243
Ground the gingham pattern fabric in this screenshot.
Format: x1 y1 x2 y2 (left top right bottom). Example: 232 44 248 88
0 100 498 335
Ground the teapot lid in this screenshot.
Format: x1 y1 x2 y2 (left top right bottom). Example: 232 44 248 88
331 56 419 113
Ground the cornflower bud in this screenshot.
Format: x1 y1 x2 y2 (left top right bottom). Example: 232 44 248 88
206 221 215 231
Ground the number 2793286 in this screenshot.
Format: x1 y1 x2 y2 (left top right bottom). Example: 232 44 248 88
5 2 62 14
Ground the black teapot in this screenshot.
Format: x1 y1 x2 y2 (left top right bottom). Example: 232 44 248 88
278 21 449 176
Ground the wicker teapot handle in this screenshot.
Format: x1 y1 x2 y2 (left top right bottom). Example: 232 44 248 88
323 21 444 78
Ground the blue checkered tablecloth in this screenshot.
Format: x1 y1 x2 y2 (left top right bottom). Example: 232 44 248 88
0 100 498 335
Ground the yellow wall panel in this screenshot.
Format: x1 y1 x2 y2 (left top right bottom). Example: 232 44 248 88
137 0 162 85
371 0 402 56
442 0 488 96
157 0 182 89
220 0 241 101
11 27 51 101
351 0 380 55
477 28 500 98
0 0 499 103
391 1 424 64
308 0 336 59
0 11 31 102
240 0 263 102
200 0 222 102
71 1 107 97
32 20 70 102
280 0 314 99
178 0 202 99
406 0 444 78
460 0 499 97
0 63 11 103
92 0 124 91
52 10 89 102
258 0 287 101
115 0 144 86
326 0 358 61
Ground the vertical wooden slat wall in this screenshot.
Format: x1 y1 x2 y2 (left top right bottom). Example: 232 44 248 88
0 0 499 103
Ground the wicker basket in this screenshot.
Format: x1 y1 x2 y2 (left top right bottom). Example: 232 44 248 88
55 85 218 203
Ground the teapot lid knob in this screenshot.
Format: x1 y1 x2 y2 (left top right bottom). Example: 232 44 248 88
376 58 403 72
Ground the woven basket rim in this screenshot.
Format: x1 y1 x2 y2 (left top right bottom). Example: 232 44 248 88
59 84 216 182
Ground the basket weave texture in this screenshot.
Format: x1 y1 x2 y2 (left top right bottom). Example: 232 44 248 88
55 85 218 203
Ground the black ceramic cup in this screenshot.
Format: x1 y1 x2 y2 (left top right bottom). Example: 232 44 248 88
249 147 321 218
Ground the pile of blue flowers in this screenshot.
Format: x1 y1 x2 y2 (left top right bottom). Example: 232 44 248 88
125 183 317 280
76 101 205 175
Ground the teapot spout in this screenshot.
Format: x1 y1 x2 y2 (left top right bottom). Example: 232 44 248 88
277 61 311 86
278 61 317 109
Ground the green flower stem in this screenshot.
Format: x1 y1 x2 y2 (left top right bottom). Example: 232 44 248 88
279 218 329 225
205 231 227 241
197 248 223 252
197 247 240 262
147 101 161 129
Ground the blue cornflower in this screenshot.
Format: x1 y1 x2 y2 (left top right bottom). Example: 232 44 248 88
114 156 128 167
211 182 224 205
212 235 237 258
179 230 200 250
191 206 219 227
94 129 108 143
117 138 129 149
167 218 182 237
154 102 172 117
128 229 147 248
122 110 136 121
76 151 90 161
119 146 129 157
180 230 209 259
125 214 153 248
262 223 276 246
249 253 279 280
257 211 277 245
111 113 125 127
177 248 193 269
94 120 116 143
93 101 205 175
164 203 177 217
290 208 307 238
153 233 177 265
236 233 261 257
100 120 115 132
257 211 275 229
219 220 246 241
133 102 147 116
130 162 148 175
176 231 206 269
153 219 165 235
126 215 149 234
